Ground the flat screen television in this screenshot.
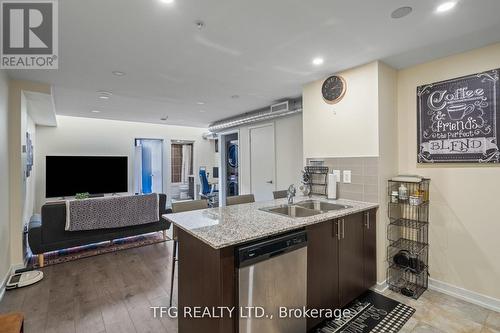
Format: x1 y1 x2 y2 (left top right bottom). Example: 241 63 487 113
46 156 128 198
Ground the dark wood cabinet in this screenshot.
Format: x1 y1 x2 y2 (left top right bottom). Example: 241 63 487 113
177 228 236 333
363 209 377 289
338 213 366 306
306 220 339 330
176 209 377 333
306 209 378 329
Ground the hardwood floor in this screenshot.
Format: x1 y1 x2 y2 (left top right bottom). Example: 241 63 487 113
0 240 178 333
1 238 499 333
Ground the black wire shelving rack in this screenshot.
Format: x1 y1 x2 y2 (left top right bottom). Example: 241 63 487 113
386 178 430 299
304 166 329 196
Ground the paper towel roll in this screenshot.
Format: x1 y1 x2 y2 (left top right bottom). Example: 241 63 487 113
328 173 337 199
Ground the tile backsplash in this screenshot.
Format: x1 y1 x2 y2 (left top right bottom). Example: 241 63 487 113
306 157 379 203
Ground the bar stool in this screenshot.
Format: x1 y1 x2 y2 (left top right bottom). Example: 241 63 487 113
272 190 288 199
0 312 24 333
169 199 209 307
226 194 255 206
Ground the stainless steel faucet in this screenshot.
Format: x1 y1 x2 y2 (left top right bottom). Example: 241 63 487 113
287 184 296 204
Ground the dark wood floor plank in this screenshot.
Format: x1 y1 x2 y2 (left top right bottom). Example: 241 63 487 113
74 297 105 333
100 293 137 333
128 305 166 333
20 281 50 321
45 304 76 333
24 316 47 333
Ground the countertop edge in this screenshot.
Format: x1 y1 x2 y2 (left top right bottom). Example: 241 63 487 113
163 200 379 250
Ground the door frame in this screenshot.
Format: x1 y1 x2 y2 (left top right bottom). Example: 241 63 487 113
248 122 276 198
218 129 240 206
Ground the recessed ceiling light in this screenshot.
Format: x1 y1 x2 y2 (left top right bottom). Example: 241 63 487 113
391 6 413 19
195 20 205 30
160 0 174 4
112 71 126 76
197 101 205 105
312 57 324 66
436 2 457 13
91 110 101 113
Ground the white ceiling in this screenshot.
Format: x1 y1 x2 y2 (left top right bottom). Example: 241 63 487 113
7 0 500 127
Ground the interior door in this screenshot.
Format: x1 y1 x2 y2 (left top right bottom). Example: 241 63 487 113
339 212 366 306
136 139 163 194
250 124 275 201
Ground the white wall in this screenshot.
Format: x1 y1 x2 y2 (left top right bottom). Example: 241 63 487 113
398 43 500 300
35 116 213 210
8 80 51 267
237 113 303 196
302 62 399 285
0 71 11 293
303 62 379 158
377 62 399 283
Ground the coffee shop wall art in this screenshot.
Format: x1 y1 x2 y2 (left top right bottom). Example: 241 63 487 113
417 68 500 163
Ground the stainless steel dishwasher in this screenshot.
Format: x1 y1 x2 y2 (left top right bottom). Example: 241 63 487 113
237 230 307 333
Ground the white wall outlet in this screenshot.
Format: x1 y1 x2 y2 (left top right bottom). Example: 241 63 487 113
332 170 341 182
343 170 352 184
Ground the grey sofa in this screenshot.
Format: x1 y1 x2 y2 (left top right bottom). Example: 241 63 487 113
28 194 171 267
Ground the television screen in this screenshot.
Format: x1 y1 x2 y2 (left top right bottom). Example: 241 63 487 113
46 156 128 198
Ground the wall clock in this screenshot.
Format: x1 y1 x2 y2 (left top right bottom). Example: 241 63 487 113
322 75 347 104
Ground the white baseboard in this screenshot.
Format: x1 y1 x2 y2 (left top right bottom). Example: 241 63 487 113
429 278 500 313
373 280 388 293
372 278 500 312
0 263 25 303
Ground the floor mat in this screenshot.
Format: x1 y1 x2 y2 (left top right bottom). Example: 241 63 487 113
315 290 415 333
30 232 167 268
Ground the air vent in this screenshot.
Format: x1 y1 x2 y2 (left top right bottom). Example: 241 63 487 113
208 97 302 132
270 101 289 113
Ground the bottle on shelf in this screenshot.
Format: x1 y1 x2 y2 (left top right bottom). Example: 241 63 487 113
398 183 409 200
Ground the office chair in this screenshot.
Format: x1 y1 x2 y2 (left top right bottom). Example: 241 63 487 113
199 169 218 207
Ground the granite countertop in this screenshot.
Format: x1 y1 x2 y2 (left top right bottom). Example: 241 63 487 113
163 196 379 249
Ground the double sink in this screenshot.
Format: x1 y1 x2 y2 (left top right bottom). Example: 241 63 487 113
260 199 351 218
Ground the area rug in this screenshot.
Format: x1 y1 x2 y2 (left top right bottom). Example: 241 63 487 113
315 290 415 333
29 232 167 268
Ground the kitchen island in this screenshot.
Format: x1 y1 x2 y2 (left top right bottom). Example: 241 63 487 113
163 196 378 333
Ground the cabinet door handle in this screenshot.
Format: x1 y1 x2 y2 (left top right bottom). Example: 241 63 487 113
337 220 341 240
366 212 370 229
342 218 345 239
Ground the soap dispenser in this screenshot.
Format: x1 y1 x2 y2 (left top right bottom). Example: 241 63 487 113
398 184 409 200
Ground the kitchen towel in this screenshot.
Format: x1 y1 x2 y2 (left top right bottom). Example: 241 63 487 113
328 173 337 199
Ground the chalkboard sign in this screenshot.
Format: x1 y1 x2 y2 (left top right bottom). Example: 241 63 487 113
417 69 500 163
